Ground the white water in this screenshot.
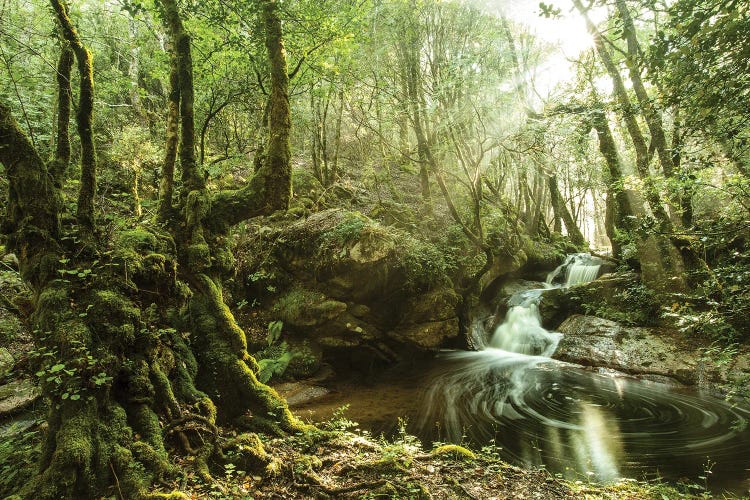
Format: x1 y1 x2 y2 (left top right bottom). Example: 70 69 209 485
490 289 561 356
546 253 603 288
493 253 600 352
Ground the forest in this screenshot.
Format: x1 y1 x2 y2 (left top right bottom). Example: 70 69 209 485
0 0 749 498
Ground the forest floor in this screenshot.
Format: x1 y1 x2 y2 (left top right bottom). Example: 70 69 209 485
0 403 728 499
154 422 710 500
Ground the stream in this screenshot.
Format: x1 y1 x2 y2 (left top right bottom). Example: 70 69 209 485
290 255 750 494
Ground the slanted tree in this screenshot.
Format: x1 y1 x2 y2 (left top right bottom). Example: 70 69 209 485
0 0 305 498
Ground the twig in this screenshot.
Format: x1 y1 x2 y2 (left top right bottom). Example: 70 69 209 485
458 483 480 500
109 461 124 500
318 479 387 495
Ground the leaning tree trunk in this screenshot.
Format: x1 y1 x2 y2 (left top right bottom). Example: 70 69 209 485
575 0 689 292
547 173 586 246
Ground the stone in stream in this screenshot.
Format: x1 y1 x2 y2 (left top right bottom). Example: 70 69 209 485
555 315 703 385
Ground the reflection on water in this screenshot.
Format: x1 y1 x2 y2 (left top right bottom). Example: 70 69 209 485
294 351 750 494
415 350 750 491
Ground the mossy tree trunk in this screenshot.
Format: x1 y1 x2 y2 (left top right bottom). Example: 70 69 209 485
547 173 586 247
0 1 305 498
51 0 96 231
49 43 73 185
157 41 179 223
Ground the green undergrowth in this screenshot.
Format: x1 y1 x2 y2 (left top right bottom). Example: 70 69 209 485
317 211 454 290
0 416 44 497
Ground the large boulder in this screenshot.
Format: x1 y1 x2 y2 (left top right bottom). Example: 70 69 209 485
555 315 709 385
236 210 461 366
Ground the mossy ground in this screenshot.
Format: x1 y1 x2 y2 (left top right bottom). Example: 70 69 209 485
0 405 733 500
140 423 716 499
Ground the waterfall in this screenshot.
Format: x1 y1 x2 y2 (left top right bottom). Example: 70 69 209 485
490 253 600 355
489 289 561 357
412 252 750 489
547 253 603 288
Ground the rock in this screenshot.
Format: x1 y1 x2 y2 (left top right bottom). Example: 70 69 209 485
554 315 700 385
389 318 460 349
274 381 330 407
274 288 347 328
478 253 527 293
0 378 41 416
349 233 394 263
401 288 461 324
238 209 462 364
0 348 14 373
537 287 574 330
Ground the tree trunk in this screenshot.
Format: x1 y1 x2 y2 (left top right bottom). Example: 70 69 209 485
615 0 675 180
548 173 586 246
51 0 97 231
573 0 672 231
49 44 73 185
330 87 345 183
401 33 432 205
157 44 179 223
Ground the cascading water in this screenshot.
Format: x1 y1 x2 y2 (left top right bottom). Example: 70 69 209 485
546 252 603 287
489 289 560 356
292 253 750 493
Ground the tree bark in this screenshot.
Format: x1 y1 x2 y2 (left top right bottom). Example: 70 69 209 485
51 0 97 230
259 0 292 209
548 173 586 246
160 0 203 193
157 45 179 223
49 44 73 186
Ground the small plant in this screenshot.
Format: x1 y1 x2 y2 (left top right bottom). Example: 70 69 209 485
322 404 358 432
252 321 302 383
30 335 114 404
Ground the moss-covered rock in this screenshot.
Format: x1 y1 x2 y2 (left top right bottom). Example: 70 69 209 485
236 209 461 367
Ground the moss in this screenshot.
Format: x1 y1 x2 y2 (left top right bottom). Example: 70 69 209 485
188 275 307 430
222 433 269 472
430 444 476 461
273 288 345 327
144 492 190 500
186 242 211 270
131 441 172 478
130 404 164 454
89 290 140 347
118 229 160 252
150 361 181 417
34 283 74 332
